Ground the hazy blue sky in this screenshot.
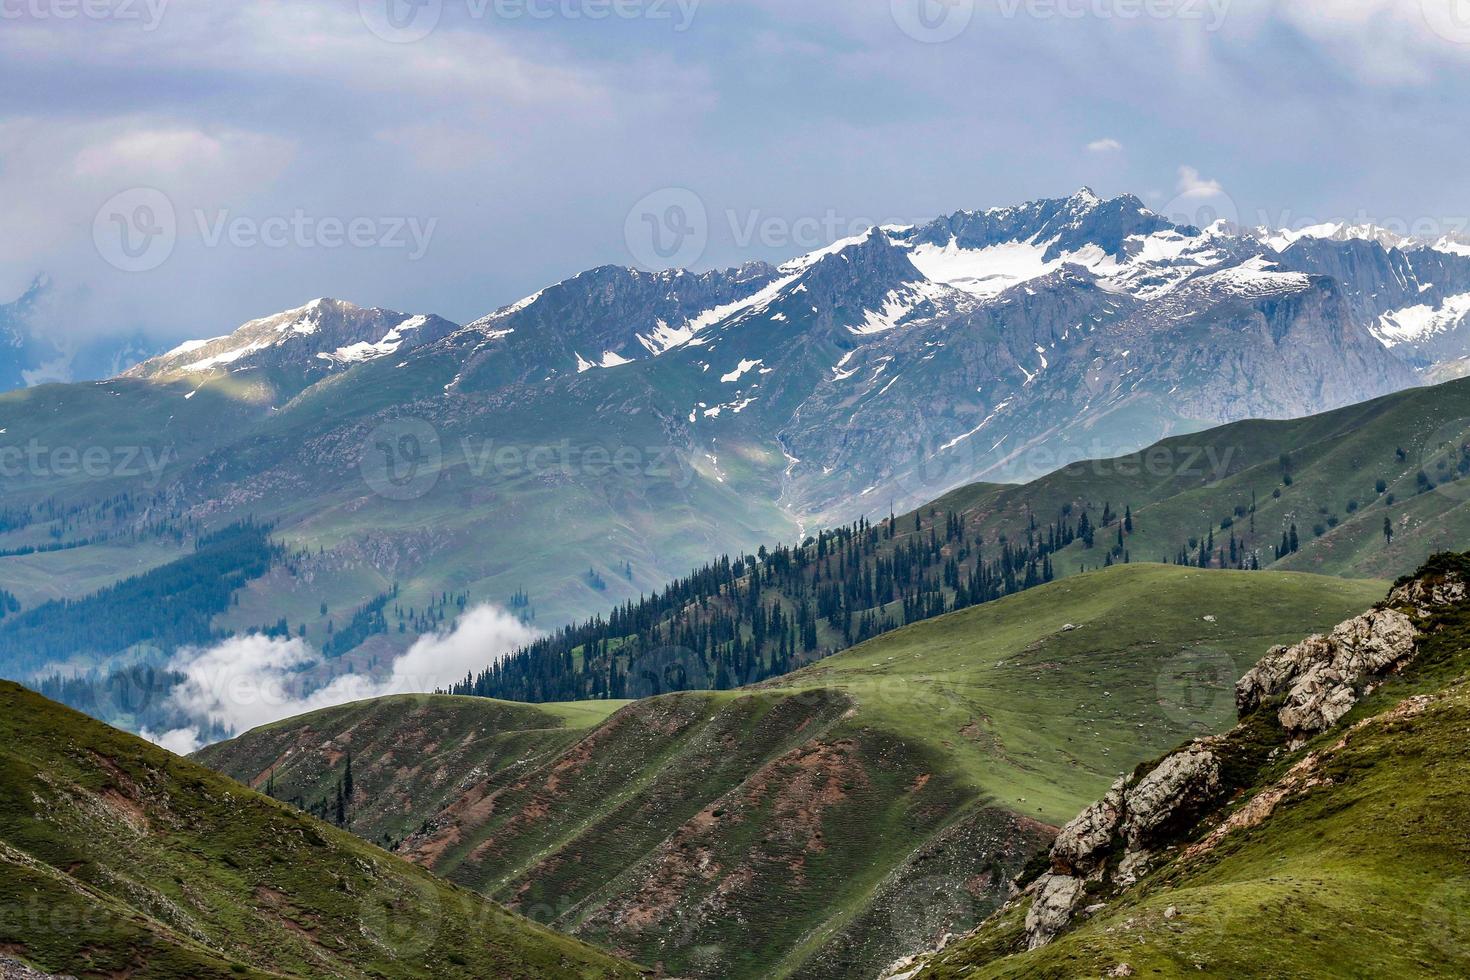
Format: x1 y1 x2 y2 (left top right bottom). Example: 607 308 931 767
3 0 1469 339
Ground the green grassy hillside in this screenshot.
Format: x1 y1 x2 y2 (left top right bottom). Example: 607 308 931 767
450 378 1470 709
0 681 642 979
933 376 1470 584
202 564 1384 979
196 693 628 849
8 366 1470 709
910 563 1470 979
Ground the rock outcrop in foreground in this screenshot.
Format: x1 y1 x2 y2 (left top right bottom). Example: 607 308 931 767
1012 564 1462 952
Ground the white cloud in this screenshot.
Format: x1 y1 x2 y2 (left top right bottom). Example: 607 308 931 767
154 605 540 750
1175 165 1225 199
140 726 206 756
1087 138 1123 153
1232 0 1470 87
1 2 603 110
384 604 541 692
0 116 294 254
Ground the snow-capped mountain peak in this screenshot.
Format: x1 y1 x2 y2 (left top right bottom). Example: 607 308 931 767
123 298 458 381
383 190 1470 403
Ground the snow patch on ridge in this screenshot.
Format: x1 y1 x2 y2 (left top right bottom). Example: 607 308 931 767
321 314 435 364
576 350 635 373
1192 255 1312 297
721 358 763 383
1375 292 1470 348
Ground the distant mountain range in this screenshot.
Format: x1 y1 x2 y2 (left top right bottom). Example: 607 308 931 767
4 188 1470 676
109 188 1470 519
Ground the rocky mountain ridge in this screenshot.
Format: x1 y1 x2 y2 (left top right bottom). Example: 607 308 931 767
120 189 1466 520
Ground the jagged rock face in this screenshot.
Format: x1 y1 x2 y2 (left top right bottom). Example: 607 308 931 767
1024 873 1087 950
1120 746 1222 850
452 262 783 390
1022 745 1222 948
124 298 458 388
1389 574 1469 615
1049 777 1124 875
1279 239 1470 370
1236 606 1419 739
1020 569 1462 953
905 191 1173 262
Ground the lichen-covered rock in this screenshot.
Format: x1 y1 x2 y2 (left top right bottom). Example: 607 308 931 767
1236 607 1417 739
1387 573 1467 614
1121 745 1221 849
973 567 1469 961
1022 749 1220 949
1275 662 1360 735
1114 846 1154 888
1024 873 1087 950
1050 777 1124 875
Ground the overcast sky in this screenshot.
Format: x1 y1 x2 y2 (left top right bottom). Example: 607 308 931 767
3 0 1469 340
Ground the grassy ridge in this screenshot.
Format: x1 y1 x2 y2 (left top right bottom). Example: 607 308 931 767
0 681 642 979
764 564 1386 821
932 377 1470 584
197 693 628 849
916 579 1470 979
203 564 1384 979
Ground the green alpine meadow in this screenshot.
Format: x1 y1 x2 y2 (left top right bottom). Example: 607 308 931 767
5 6 1470 977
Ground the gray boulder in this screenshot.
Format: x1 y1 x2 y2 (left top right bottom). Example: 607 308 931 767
1050 777 1124 875
1024 873 1087 950
1236 607 1417 740
1121 745 1222 850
